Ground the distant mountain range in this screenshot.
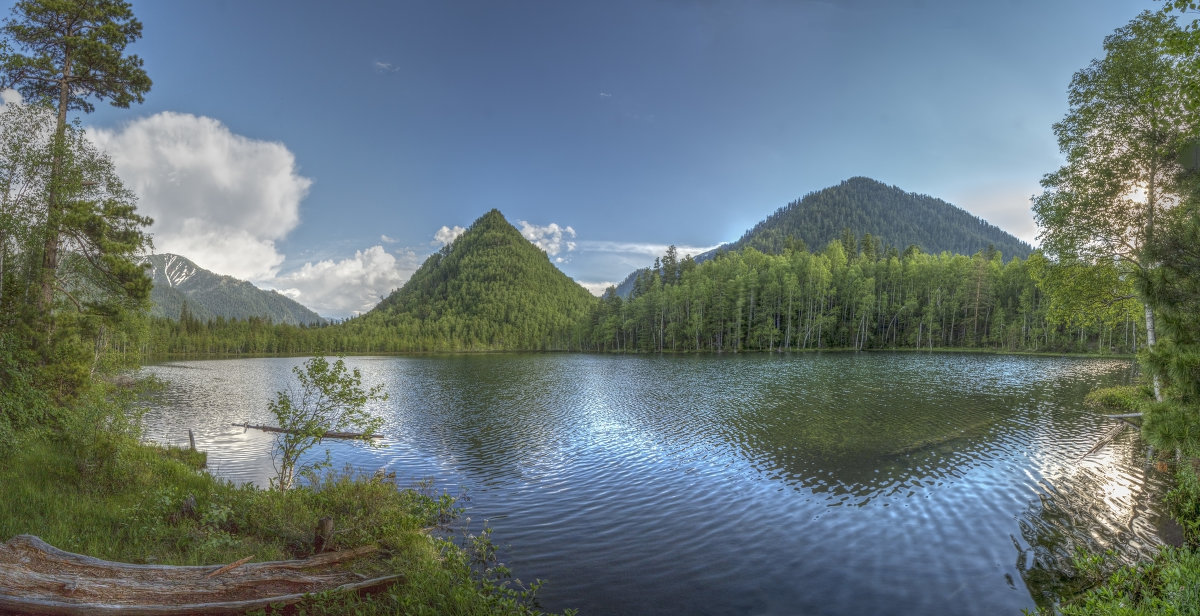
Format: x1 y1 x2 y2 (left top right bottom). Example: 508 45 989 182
146 253 325 326
147 177 1032 327
615 177 1033 297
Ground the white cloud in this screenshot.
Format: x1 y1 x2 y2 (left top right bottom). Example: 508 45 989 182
271 245 421 317
1 88 21 106
576 240 720 260
518 221 576 256
433 225 466 246
90 112 312 280
374 61 400 73
578 281 617 296
380 234 397 244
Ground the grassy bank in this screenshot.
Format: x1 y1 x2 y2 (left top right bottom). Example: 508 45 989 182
0 424 572 615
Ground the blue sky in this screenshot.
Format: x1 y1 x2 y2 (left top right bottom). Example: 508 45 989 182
2 0 1161 317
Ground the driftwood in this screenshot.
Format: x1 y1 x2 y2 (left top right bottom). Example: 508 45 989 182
0 535 401 615
232 423 383 440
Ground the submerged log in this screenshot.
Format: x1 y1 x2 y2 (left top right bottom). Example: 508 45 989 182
232 423 383 440
0 535 399 615
1078 423 1126 461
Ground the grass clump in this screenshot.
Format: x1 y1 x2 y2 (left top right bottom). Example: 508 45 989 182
1044 547 1200 616
1165 463 1200 551
1084 385 1154 415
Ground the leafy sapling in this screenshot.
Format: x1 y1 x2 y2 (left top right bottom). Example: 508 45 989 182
269 356 387 491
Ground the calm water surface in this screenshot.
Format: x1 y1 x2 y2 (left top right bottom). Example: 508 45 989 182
141 353 1174 615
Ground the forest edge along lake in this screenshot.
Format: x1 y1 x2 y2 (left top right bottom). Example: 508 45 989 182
141 352 1176 615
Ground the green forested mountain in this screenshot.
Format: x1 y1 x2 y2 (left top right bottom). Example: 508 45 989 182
615 177 1032 297
735 177 1032 258
147 253 325 325
347 209 597 350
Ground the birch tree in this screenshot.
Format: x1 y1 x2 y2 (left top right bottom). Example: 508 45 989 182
1032 11 1200 400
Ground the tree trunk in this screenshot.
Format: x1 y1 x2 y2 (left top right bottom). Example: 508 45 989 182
1145 303 1162 401
37 51 74 322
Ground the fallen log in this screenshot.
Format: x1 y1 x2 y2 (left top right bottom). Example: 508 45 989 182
232 422 383 439
0 535 400 616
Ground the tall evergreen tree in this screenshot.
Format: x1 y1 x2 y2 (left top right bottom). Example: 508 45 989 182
1138 185 1200 454
0 0 151 322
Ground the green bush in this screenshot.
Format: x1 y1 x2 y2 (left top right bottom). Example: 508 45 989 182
1084 385 1153 415
1053 547 1200 616
0 431 570 615
1166 464 1200 548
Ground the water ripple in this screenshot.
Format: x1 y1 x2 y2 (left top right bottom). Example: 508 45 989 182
142 352 1169 616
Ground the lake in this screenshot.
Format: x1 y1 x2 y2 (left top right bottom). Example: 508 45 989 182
140 352 1175 615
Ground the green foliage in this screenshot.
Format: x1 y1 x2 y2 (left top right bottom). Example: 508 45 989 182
0 104 151 401
1137 195 1200 455
1160 1 1200 108
1 0 152 317
1165 464 1200 547
585 242 1137 354
1085 385 1154 415
0 0 152 114
1033 14 1200 614
1032 12 1199 393
1027 253 1141 329
0 334 52 452
261 517 575 616
269 356 387 491
1034 11 1197 269
1045 547 1200 616
144 236 1145 356
0 431 566 616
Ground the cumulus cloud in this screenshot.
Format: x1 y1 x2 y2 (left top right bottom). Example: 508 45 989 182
90 112 312 280
433 225 466 246
1 88 21 106
380 234 397 244
518 221 576 258
271 245 422 317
